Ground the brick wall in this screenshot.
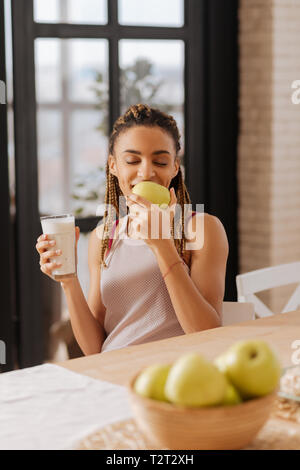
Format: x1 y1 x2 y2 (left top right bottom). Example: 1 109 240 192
238 0 300 313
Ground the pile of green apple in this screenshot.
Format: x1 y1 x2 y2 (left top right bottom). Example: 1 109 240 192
133 339 281 407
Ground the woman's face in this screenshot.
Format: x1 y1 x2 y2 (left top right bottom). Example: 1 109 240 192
108 125 180 197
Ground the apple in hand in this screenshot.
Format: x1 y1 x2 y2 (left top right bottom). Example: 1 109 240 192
214 339 281 399
164 353 227 407
134 364 171 402
132 181 170 208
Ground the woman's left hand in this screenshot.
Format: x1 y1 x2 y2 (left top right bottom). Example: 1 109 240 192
125 187 177 250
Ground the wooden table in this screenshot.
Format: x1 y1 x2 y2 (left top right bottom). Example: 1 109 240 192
58 309 300 386
57 309 300 449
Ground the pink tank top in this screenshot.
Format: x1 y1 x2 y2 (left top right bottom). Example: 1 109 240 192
100 212 197 353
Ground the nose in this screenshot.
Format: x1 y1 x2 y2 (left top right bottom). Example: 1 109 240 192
137 161 155 180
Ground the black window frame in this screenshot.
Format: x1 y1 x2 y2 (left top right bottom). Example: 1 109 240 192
6 0 238 368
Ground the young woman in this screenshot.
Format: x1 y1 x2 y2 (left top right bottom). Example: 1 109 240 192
36 104 229 355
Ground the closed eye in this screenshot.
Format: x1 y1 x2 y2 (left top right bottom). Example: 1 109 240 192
126 162 167 166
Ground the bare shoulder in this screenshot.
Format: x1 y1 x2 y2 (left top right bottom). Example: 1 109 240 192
185 212 229 257
206 214 229 258
201 212 228 239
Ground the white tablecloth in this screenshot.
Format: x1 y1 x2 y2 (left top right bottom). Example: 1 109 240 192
0 363 133 450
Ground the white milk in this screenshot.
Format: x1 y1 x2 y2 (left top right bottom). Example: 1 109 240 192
40 215 76 279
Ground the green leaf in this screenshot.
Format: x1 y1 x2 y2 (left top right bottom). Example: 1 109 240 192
74 207 84 215
84 191 99 201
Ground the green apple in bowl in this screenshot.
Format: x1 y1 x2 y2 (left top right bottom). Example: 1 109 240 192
214 354 228 374
221 383 242 406
134 364 171 402
132 181 170 208
214 339 281 399
164 353 227 407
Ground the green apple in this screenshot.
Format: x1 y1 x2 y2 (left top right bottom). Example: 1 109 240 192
214 339 281 399
132 181 170 208
164 353 227 407
214 354 228 374
134 364 171 402
221 382 242 406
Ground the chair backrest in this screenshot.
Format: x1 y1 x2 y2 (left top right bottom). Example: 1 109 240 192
221 301 255 326
236 261 300 318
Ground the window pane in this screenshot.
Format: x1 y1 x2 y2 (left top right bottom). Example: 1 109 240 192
68 40 108 103
118 0 184 27
35 39 109 216
119 40 185 153
35 39 61 102
4 0 13 104
34 0 107 24
37 110 64 215
34 0 58 23
70 110 108 218
35 38 109 104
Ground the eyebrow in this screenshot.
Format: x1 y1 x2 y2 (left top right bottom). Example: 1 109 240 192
123 149 170 156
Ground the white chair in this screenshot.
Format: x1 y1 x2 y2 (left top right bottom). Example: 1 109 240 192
236 261 300 318
222 301 255 326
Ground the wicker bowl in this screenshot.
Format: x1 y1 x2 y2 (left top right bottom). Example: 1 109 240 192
127 372 277 450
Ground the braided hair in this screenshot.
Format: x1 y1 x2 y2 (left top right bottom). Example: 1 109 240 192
100 103 192 269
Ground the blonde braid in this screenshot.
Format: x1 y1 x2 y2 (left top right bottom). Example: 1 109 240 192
171 166 192 261
100 163 122 268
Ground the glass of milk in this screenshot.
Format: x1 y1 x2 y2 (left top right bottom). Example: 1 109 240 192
40 214 76 280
